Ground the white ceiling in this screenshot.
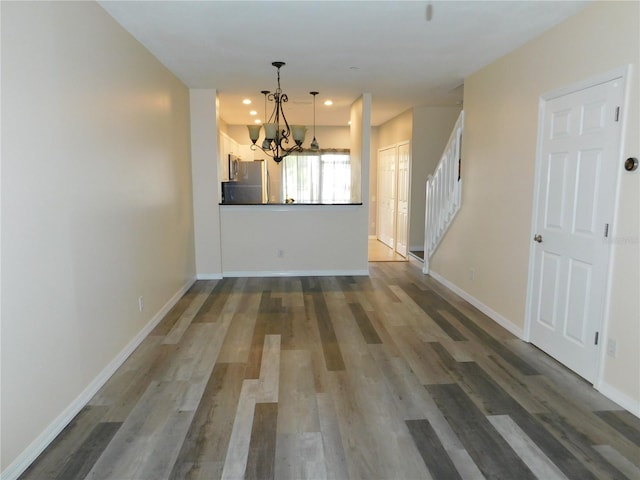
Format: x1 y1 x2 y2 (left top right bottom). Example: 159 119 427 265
99 0 590 127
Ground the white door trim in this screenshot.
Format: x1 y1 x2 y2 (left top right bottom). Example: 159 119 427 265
396 140 412 257
524 65 631 390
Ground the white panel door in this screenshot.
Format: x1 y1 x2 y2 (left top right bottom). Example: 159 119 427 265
395 142 410 257
529 77 624 382
377 146 397 249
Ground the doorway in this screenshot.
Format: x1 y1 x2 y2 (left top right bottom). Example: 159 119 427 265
526 70 627 383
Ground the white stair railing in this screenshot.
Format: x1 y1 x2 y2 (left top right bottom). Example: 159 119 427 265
423 111 464 274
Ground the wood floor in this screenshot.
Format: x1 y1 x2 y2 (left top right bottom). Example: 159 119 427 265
368 239 407 262
20 262 640 480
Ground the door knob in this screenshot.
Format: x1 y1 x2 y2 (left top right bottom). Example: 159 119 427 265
533 234 543 243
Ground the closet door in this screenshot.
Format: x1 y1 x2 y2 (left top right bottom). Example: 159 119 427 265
377 146 397 249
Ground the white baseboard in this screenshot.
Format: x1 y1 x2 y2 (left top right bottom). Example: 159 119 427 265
1 277 196 480
597 381 640 419
428 270 524 339
196 273 223 280
408 252 424 263
222 269 370 278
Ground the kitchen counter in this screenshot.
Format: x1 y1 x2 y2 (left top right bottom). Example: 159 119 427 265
219 202 368 276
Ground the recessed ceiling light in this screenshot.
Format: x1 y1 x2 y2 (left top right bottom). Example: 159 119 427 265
242 99 252 105
249 110 257 115
254 119 262 124
324 100 333 106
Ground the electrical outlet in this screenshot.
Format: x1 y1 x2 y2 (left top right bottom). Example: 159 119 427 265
606 338 617 358
277 249 284 258
469 268 475 281
138 296 144 312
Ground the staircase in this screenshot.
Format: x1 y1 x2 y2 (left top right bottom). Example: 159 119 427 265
423 111 464 274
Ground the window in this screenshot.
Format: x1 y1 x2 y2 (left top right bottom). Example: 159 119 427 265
282 151 351 204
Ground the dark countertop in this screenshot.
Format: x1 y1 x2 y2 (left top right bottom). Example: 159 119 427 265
219 202 363 206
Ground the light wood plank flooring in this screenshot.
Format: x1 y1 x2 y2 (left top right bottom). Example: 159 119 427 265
20 262 640 479
368 239 407 262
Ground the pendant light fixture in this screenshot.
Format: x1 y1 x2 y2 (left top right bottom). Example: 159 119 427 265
310 91 320 151
247 61 306 163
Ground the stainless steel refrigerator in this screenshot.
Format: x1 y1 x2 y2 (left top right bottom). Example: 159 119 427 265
222 158 267 204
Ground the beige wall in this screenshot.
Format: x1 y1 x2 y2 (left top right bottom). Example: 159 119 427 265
1 2 195 474
377 110 413 149
350 94 372 208
431 1 639 411
191 90 223 277
220 205 369 275
369 127 380 236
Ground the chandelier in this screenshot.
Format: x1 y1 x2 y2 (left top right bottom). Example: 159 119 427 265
247 62 308 163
